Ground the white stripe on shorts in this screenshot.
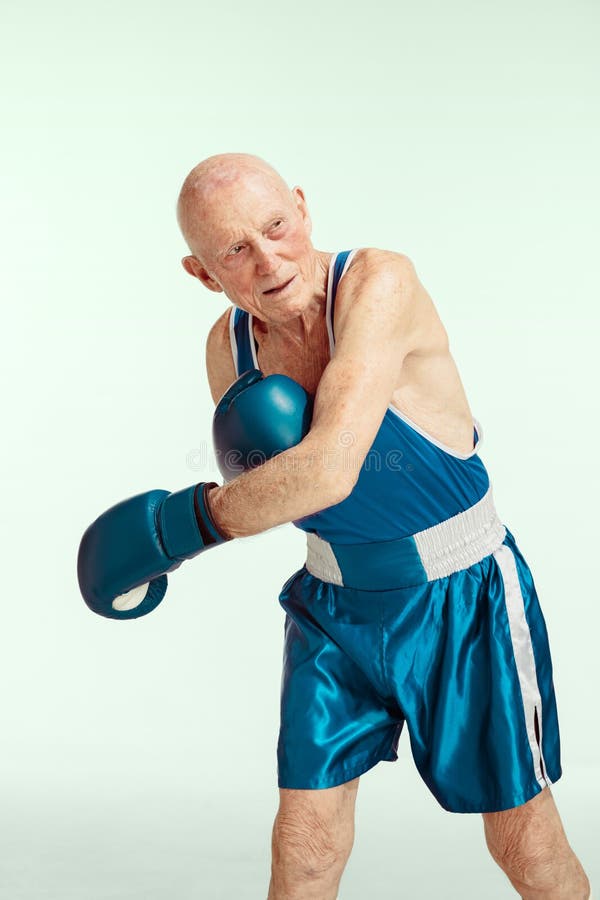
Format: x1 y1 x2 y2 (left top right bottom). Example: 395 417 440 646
492 543 552 791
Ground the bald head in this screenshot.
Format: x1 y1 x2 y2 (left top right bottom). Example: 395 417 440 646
176 153 293 260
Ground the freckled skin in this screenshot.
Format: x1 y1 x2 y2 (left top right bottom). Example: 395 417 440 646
177 154 329 332
177 153 473 450
178 154 340 397
175 154 591 900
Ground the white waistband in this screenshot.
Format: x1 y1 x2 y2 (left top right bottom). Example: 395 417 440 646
413 486 506 580
305 485 506 587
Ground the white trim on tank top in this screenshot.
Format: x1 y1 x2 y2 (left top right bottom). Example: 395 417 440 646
325 248 358 356
228 307 239 377
326 249 484 461
244 250 360 371
248 311 260 369
227 305 260 375
388 404 483 460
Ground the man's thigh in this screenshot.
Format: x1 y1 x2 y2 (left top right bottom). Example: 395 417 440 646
274 777 361 857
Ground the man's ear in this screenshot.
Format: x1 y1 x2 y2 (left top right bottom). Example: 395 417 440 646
291 185 312 237
181 256 224 293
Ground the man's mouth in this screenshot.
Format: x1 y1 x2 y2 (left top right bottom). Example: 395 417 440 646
263 275 295 295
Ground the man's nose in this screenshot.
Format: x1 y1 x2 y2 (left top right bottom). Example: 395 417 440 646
254 243 279 275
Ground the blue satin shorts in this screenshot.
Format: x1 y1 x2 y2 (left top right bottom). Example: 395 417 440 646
277 491 562 813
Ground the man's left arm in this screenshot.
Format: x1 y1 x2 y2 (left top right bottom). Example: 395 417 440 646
208 250 423 537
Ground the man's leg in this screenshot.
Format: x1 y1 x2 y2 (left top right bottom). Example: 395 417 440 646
267 777 360 900
482 785 591 898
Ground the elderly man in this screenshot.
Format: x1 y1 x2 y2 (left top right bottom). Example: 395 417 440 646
79 152 591 899
174 153 591 899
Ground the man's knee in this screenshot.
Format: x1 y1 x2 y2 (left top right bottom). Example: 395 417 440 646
272 781 358 877
482 786 582 891
272 804 354 876
483 787 560 857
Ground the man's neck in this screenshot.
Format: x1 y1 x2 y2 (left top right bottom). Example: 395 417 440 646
253 249 332 347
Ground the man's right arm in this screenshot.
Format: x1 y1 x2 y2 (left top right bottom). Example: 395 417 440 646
205 253 419 540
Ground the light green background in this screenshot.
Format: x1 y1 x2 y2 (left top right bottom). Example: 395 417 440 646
1 0 598 896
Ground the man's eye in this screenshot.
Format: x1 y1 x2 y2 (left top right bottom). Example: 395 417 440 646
228 245 243 256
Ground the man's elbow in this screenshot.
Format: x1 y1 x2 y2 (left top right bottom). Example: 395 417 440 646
318 452 360 507
298 430 361 509
319 470 354 508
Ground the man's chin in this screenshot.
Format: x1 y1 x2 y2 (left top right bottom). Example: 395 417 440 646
260 288 308 320
270 297 309 322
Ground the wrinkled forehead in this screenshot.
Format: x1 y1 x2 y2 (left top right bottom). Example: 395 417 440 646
191 169 293 254
202 169 290 219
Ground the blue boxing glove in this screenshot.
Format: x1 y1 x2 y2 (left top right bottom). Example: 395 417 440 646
213 369 313 481
77 481 227 620
79 370 311 621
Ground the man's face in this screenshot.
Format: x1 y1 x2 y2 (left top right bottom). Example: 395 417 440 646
186 171 317 323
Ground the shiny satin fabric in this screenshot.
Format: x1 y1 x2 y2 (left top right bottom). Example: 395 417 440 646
277 527 561 813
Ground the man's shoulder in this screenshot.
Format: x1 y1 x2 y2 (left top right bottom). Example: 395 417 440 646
205 308 237 404
349 246 413 266
206 307 232 344
331 246 449 371
335 247 418 322
345 247 416 285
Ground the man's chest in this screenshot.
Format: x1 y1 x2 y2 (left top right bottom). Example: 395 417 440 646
253 329 331 397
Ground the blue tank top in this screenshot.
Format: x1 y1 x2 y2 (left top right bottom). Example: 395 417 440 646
228 249 490 543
